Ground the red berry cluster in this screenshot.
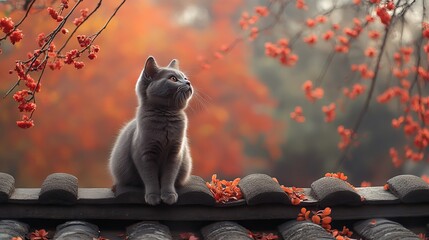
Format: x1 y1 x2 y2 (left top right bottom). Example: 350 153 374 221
337 126 353 150
375 1 395 26
0 0 109 128
302 80 324 103
265 39 298 67
47 7 64 22
0 17 23 45
73 8 89 26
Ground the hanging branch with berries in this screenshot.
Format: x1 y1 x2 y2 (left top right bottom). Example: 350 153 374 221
0 0 127 128
197 0 429 169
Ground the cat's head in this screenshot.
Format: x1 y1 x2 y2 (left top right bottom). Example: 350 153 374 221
137 56 193 110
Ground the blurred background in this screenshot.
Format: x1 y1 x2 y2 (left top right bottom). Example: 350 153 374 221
0 0 427 187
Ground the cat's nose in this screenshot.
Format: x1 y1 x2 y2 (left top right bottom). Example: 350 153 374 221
185 80 191 86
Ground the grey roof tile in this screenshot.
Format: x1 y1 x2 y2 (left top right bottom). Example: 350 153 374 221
354 218 420 240
39 173 78 205
0 220 28 240
386 174 429 203
0 173 14 203
238 173 290 205
126 221 172 240
201 221 252 240
54 221 99 240
177 175 215 206
311 177 362 207
278 220 335 240
113 185 146 204
78 188 116 204
356 187 400 204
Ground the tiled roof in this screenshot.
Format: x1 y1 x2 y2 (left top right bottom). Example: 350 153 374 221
0 172 428 239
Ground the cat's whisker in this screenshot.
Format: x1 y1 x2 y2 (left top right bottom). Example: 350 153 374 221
188 89 211 114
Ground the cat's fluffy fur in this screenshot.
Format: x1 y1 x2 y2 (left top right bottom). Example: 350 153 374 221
109 56 193 205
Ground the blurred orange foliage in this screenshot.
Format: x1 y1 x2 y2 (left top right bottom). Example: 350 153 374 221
0 0 282 186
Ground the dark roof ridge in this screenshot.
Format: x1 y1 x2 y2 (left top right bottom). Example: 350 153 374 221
0 173 426 222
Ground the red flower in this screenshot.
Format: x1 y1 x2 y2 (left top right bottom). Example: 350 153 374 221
281 185 306 205
306 18 316 28
343 84 365 99
325 172 348 181
344 28 358 38
73 9 89 27
366 15 375 22
264 39 298 67
64 49 79 64
335 45 349 53
16 115 34 129
391 116 404 128
323 30 334 40
0 17 14 34
47 7 59 20
302 80 324 102
88 53 97 60
376 7 391 26
337 126 352 150
322 103 336 122
77 35 91 47
206 174 243 203
61 0 69 8
13 90 30 102
74 61 85 69
80 8 89 18
296 0 308 10
255 6 269 17
9 29 23 44
304 34 317 45
290 106 305 123
18 102 36 112
389 147 402 167
316 15 327 23
249 27 259 40
365 47 376 58
92 45 100 53
386 1 395 10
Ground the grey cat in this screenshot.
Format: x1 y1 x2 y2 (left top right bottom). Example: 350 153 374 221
109 56 193 205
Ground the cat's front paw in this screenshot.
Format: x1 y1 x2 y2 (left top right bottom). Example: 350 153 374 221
161 191 178 205
145 193 161 205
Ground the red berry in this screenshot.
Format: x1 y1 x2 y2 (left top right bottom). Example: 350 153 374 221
9 29 23 45
88 53 97 60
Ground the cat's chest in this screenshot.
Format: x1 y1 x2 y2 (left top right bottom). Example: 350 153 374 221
141 117 185 144
163 120 184 141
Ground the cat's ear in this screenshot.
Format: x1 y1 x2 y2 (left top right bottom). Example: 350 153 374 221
143 56 159 79
167 59 179 69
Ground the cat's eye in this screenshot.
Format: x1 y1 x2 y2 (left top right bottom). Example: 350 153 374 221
169 76 178 82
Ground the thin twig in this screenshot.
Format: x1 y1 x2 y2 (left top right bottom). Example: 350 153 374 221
57 0 103 55
335 19 393 171
2 0 84 99
0 0 36 41
87 0 126 44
